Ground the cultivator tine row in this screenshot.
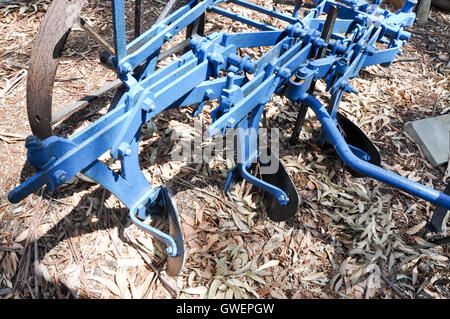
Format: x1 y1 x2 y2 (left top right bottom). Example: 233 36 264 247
9 0 450 275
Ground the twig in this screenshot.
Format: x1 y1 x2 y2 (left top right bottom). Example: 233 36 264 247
0 69 27 98
13 197 50 291
23 246 31 289
106 228 122 258
170 176 238 211
55 76 83 82
34 232 39 298
98 189 122 256
0 288 13 296
66 231 91 298
43 194 72 206
49 203 91 298
0 245 23 252
380 272 409 299
97 188 107 226
0 131 27 139
52 271 62 299
1 141 13 162
393 57 421 63
26 281 36 299
124 228 178 298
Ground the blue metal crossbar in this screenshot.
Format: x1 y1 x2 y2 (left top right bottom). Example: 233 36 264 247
8 0 450 273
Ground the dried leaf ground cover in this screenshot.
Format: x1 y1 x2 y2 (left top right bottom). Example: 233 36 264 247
0 0 449 299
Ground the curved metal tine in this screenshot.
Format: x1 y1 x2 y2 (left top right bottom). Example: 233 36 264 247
130 206 178 256
429 182 450 234
150 176 186 276
129 202 185 276
162 182 186 276
290 4 339 145
336 112 380 158
260 155 300 222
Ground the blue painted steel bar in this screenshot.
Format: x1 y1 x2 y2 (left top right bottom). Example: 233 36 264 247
221 31 285 48
302 94 450 209
231 0 299 24
210 6 280 31
111 0 127 66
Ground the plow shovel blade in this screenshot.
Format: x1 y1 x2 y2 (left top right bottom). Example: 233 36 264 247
336 112 381 177
162 184 186 276
261 157 300 222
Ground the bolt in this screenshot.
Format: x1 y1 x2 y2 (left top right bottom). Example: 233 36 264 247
143 97 155 112
239 55 256 74
25 136 41 150
205 89 214 100
190 37 203 51
227 119 235 128
118 142 132 157
279 194 289 205
54 170 67 183
344 83 358 94
296 67 310 79
164 32 173 41
226 72 235 90
209 52 224 68
278 67 291 79
122 62 133 73
59 174 67 183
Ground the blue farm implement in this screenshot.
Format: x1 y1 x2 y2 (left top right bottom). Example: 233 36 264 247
8 0 450 275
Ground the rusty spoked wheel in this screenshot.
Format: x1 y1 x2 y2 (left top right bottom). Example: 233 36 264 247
27 0 181 140
27 0 89 139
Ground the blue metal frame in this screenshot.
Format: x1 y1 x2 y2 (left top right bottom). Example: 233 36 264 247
9 0 450 261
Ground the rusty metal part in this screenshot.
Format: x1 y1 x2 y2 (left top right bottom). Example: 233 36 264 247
135 0 144 38
52 78 123 126
76 17 115 55
156 0 178 24
27 0 87 139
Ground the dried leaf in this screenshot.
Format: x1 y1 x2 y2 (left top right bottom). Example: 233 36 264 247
302 272 325 281
405 221 427 235
203 234 219 252
136 272 154 299
115 267 131 299
208 278 222 299
245 272 266 285
14 229 28 243
184 286 208 296
255 260 279 272
90 276 121 296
